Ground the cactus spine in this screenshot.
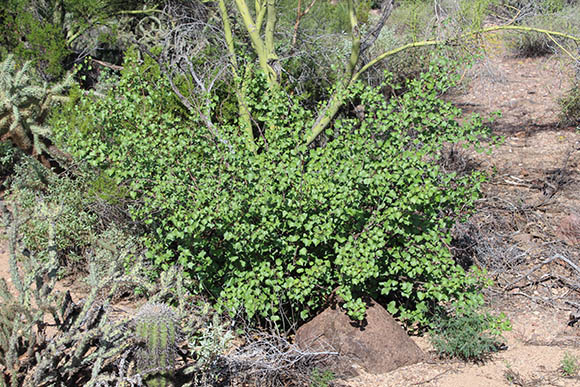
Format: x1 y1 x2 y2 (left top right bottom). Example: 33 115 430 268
135 302 180 387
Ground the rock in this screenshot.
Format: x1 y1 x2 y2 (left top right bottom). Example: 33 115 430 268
295 298 424 377
557 213 580 246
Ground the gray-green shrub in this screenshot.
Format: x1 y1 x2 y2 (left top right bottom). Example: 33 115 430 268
559 83 580 126
430 306 511 361
7 154 140 277
503 1 580 57
8 159 98 268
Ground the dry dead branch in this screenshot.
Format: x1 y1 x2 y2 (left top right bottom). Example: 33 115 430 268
450 141 580 312
214 330 337 387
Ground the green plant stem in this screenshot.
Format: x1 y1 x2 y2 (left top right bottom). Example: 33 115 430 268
345 0 361 80
218 0 239 70
265 0 277 57
234 0 278 87
306 25 580 145
255 0 266 34
217 0 255 151
237 64 256 153
115 8 162 15
306 0 359 145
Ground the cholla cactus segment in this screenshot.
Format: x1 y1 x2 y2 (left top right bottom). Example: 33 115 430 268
134 302 180 387
0 54 72 156
0 209 143 386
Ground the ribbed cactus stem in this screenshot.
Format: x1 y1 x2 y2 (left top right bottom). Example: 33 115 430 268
134 303 179 387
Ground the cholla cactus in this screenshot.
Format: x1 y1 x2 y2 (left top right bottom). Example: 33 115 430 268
135 302 180 387
0 54 72 157
0 206 139 386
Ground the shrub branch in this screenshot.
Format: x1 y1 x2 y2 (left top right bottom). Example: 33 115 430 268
306 25 580 145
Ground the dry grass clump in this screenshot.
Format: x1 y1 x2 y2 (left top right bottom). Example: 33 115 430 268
559 73 580 126
503 2 580 57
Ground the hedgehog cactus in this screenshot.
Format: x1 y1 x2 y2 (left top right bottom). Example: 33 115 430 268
135 302 180 387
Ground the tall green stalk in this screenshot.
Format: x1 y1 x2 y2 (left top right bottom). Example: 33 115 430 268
217 0 255 151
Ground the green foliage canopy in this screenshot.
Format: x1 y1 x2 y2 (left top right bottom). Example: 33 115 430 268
53 51 495 326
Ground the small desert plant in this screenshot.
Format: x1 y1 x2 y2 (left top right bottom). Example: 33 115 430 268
503 360 528 385
310 368 335 387
181 310 235 386
560 352 579 377
559 83 580 127
134 302 180 387
430 306 511 361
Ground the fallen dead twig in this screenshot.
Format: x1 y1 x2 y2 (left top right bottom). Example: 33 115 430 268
221 330 338 386
451 138 580 310
504 256 557 291
410 369 452 385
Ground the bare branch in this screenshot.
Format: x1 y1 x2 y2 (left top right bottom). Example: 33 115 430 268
360 0 395 54
291 0 319 49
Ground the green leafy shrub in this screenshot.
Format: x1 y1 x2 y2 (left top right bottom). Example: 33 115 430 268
430 306 511 361
54 51 495 326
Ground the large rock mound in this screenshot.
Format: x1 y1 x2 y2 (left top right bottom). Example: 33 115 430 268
295 298 424 376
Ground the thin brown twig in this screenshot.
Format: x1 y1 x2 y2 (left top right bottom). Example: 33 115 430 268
411 369 452 385
504 256 557 291
89 58 123 71
291 0 318 49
